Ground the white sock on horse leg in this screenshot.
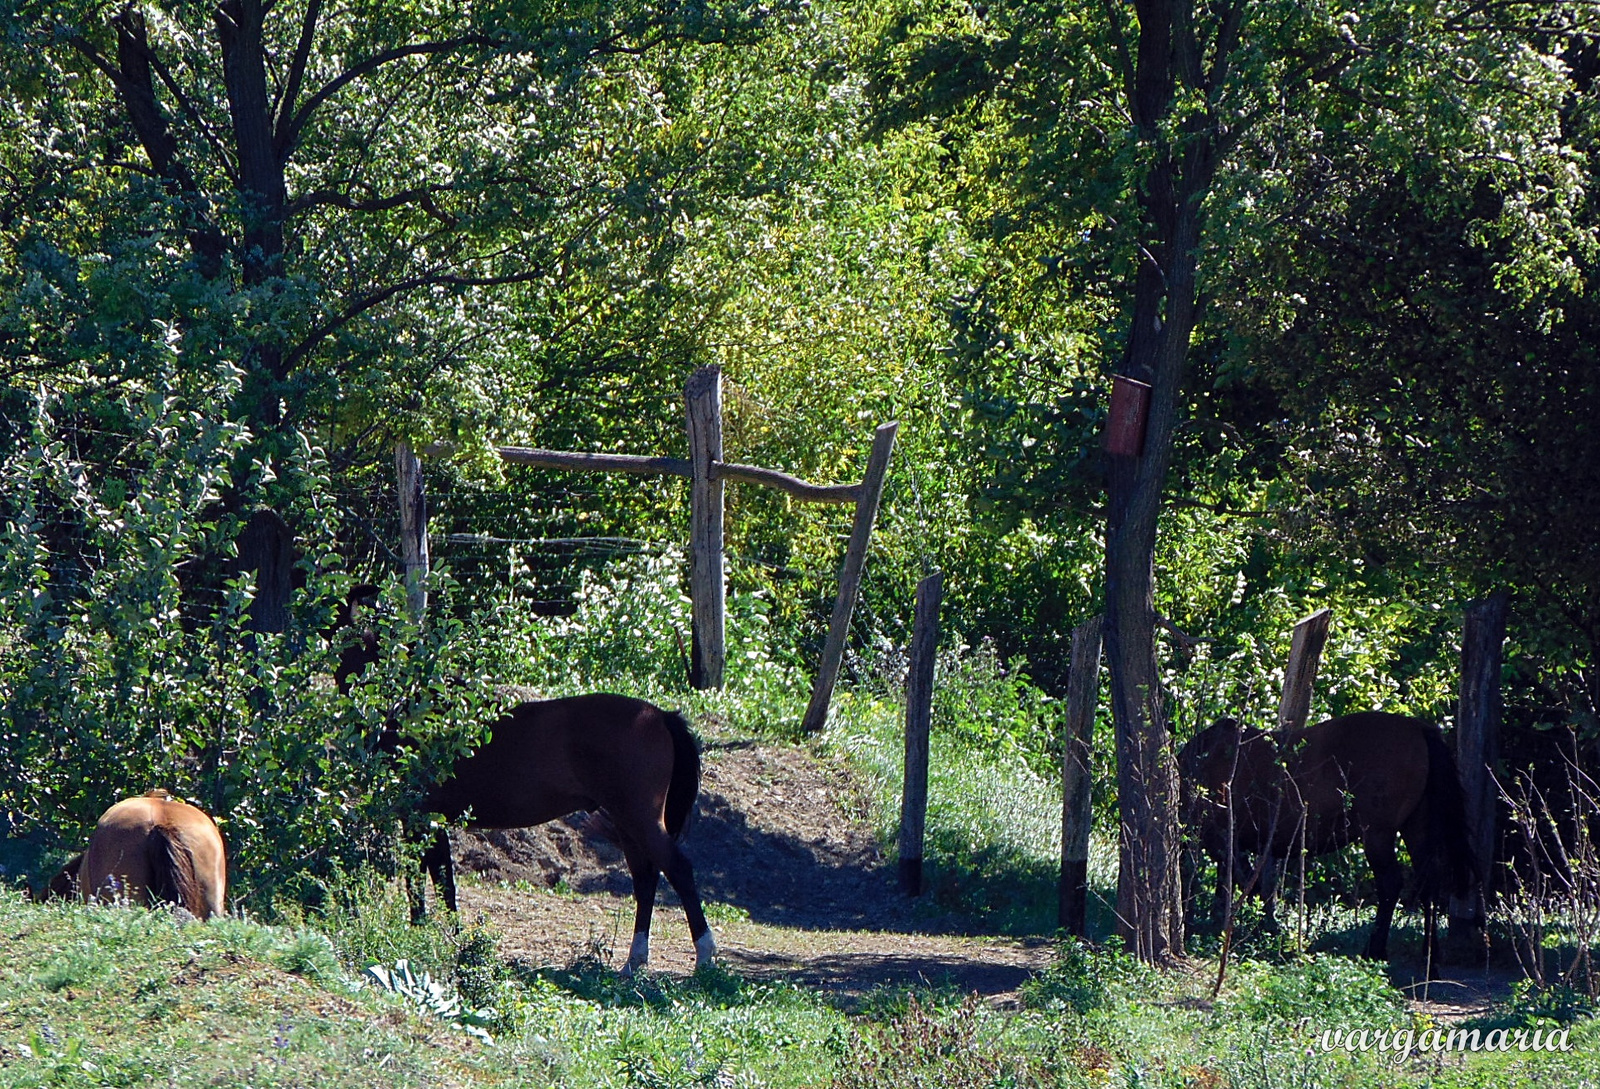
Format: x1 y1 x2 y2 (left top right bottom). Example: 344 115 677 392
695 928 717 967
623 930 650 973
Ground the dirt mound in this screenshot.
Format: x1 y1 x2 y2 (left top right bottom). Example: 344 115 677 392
454 736 955 932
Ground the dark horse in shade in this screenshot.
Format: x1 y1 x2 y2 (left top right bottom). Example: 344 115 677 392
1179 712 1474 962
334 589 715 973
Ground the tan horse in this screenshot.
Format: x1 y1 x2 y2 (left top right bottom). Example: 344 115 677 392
45 791 227 919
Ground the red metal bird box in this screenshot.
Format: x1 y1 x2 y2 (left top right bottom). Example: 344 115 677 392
1105 375 1151 459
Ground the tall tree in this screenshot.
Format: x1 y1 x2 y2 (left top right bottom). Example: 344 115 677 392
2 0 774 618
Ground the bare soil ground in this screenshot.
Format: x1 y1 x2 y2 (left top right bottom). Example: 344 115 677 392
451 733 1055 1005
1393 966 1522 1025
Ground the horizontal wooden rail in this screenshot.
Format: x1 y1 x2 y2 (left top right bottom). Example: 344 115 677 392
711 461 860 503
497 446 693 476
423 442 858 502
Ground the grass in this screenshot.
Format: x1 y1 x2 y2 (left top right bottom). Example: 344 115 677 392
5 884 1600 1087
822 688 1112 935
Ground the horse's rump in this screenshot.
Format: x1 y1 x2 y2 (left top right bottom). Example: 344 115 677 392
1417 725 1475 905
77 792 226 919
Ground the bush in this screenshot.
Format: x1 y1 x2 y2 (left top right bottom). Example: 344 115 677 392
1019 939 1156 1015
828 995 1032 1089
1222 954 1404 1029
0 388 500 910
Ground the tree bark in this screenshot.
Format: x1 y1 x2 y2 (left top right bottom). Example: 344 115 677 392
1278 609 1332 733
686 366 726 690
898 572 942 895
237 508 294 635
1060 616 1104 935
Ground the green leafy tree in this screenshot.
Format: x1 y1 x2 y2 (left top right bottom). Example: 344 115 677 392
865 0 1594 958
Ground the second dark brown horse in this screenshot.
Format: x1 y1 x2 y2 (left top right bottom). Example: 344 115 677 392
413 692 716 975
1179 711 1474 961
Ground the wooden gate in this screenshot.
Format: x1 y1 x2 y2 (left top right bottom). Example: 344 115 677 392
403 365 896 733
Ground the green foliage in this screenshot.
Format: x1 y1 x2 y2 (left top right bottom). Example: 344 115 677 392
283 865 463 985
4 891 1600 1088
1019 939 1156 1015
828 995 1033 1089
0 389 500 909
1490 978 1600 1029
1222 955 1405 1031
933 639 1060 775
364 959 498 1044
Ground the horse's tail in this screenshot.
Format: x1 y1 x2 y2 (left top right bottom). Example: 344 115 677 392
146 825 204 917
662 709 701 841
1421 725 1476 905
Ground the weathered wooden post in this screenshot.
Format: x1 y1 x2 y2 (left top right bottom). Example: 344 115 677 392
1449 591 1509 961
685 367 726 689
395 440 430 621
802 422 899 734
898 571 942 895
1278 608 1331 733
1060 616 1104 934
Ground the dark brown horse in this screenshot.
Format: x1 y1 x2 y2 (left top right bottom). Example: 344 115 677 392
37 790 227 920
1179 712 1474 961
410 693 716 975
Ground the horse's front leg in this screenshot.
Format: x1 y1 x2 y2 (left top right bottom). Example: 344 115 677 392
409 828 457 924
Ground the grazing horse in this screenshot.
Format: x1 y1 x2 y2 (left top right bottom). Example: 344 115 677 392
1178 712 1474 961
40 791 227 920
410 693 716 975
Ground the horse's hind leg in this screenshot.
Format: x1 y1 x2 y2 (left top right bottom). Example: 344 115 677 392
1257 850 1284 933
662 843 715 969
635 825 714 970
1362 829 1404 960
620 841 660 975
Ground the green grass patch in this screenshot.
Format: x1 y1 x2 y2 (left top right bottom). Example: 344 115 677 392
4 889 1600 1087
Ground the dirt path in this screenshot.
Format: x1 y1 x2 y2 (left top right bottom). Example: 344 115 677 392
451 733 1056 1005
1392 966 1522 1024
448 726 1515 1017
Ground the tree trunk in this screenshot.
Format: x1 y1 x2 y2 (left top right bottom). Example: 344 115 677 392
216 0 289 386
1060 616 1104 935
237 508 294 635
1105 0 1222 962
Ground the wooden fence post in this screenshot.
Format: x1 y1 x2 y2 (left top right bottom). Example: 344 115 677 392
395 441 430 621
1450 591 1509 960
686 367 726 689
898 571 942 895
802 422 899 734
1278 608 1331 733
1060 615 1104 934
